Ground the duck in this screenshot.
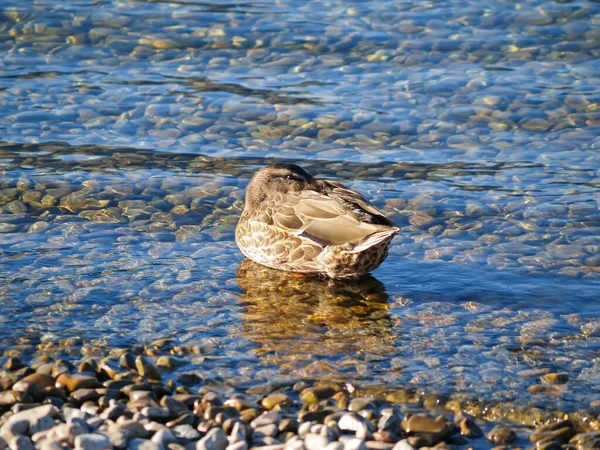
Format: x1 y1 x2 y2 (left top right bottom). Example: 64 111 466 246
235 163 399 279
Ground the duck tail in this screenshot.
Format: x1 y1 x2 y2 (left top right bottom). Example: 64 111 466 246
350 226 399 254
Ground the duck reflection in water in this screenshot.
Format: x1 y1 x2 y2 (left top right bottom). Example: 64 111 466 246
235 259 395 378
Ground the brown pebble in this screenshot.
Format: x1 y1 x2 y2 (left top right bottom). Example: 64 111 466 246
20 373 55 389
458 417 483 438
530 426 573 443
261 393 289 410
55 373 101 392
540 373 568 385
487 426 517 445
0 390 25 406
402 414 449 435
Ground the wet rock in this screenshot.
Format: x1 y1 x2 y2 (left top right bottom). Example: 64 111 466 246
378 414 402 435
0 391 25 407
261 394 288 410
55 373 101 392
225 441 248 450
300 386 337 404
196 427 227 450
343 438 367 450
487 426 517 445
135 356 161 381
74 433 112 450
172 424 199 440
251 410 281 428
304 433 330 450
9 435 35 450
128 438 162 450
540 372 568 385
391 441 415 450
401 414 449 435
338 413 372 436
151 429 176 447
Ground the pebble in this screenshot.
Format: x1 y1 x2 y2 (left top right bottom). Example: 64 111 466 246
134 357 162 381
74 433 112 450
55 373 101 392
540 372 569 385
487 426 517 445
196 428 228 450
251 411 280 428
304 433 330 450
225 442 248 450
172 424 200 440
9 435 35 450
342 438 367 450
128 438 163 450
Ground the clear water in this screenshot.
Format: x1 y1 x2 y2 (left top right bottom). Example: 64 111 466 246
1 0 600 413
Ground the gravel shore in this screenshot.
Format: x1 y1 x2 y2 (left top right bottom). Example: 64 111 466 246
0 352 598 450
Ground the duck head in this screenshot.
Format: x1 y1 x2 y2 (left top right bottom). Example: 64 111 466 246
244 163 317 210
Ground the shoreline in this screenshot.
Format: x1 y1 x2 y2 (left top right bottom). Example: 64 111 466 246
0 350 597 450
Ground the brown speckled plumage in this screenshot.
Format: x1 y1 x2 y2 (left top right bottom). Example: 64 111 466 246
235 164 399 278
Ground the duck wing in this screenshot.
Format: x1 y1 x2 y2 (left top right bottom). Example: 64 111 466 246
272 190 398 248
319 180 397 227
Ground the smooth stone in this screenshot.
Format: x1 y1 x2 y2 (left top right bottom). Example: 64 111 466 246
338 414 371 434
128 438 162 450
261 394 288 410
487 426 517 445
196 428 227 450
304 433 330 450
55 373 101 392
29 416 56 435
251 411 280 428
538 440 563 450
74 434 112 450
253 424 278 438
348 399 376 412
365 442 395 450
324 443 344 450
401 414 448 434
160 396 188 416
19 374 55 389
343 438 367 450
110 420 149 440
71 388 101 403
38 440 63 450
300 386 337 404
135 356 162 381
0 391 24 407
3 405 60 432
46 423 86 444
99 402 126 421
229 421 247 444
540 373 569 385
457 417 483 438
534 420 573 433
278 419 298 434
172 424 199 440
391 441 415 450
9 435 34 450
225 442 247 450
142 407 169 422
0 419 29 441
102 430 127 448
151 429 176 446
530 427 574 444
378 415 402 434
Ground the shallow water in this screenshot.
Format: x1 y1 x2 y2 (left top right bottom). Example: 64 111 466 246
1 0 600 415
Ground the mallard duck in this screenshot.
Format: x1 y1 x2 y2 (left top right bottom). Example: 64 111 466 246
235 164 399 278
